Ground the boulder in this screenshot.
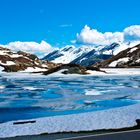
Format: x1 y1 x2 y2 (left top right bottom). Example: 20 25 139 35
43 64 104 75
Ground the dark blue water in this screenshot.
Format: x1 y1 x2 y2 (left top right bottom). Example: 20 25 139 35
0 73 140 123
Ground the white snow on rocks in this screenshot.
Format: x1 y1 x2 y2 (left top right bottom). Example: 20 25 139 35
109 57 129 67
22 67 47 72
10 54 23 58
0 49 22 58
86 70 106 75
129 47 138 53
136 59 140 63
0 50 8 55
0 61 16 66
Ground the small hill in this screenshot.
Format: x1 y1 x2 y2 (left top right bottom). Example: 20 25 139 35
0 46 58 72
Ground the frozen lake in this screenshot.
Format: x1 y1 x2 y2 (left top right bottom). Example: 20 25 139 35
0 70 140 123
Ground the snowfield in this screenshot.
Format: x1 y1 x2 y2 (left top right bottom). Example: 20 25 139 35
108 57 129 67
43 41 140 65
0 103 140 138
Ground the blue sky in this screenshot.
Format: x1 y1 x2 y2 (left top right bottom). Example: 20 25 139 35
0 0 140 47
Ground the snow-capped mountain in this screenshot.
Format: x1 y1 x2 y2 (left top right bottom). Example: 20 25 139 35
93 43 140 68
43 41 140 66
43 45 93 64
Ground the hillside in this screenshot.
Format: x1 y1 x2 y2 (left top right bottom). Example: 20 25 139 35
93 44 140 68
0 46 58 72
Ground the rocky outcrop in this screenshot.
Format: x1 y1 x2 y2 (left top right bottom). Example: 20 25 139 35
43 64 104 75
0 46 58 72
93 44 140 68
43 64 88 75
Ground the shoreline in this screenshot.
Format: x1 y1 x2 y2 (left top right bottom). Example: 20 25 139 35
0 103 140 138
1 122 140 140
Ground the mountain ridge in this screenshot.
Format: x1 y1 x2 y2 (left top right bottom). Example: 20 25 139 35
93 44 140 68
43 41 140 66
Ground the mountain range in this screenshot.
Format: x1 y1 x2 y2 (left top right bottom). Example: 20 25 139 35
93 43 140 68
43 41 140 66
0 41 139 73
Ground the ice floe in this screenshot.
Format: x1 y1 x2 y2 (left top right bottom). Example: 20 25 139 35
23 86 40 91
85 89 101 95
0 86 5 89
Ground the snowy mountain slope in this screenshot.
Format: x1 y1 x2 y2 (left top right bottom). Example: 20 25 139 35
43 45 93 64
43 41 140 66
93 43 140 68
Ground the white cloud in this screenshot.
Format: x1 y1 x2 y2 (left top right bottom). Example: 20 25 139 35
124 25 140 41
76 25 140 45
2 40 53 58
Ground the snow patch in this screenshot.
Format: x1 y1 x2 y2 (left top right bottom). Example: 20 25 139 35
136 59 140 63
22 67 47 72
0 61 15 66
10 54 23 58
86 70 105 75
109 57 129 67
129 47 138 53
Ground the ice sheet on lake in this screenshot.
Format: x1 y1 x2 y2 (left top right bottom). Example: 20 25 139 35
0 68 140 138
